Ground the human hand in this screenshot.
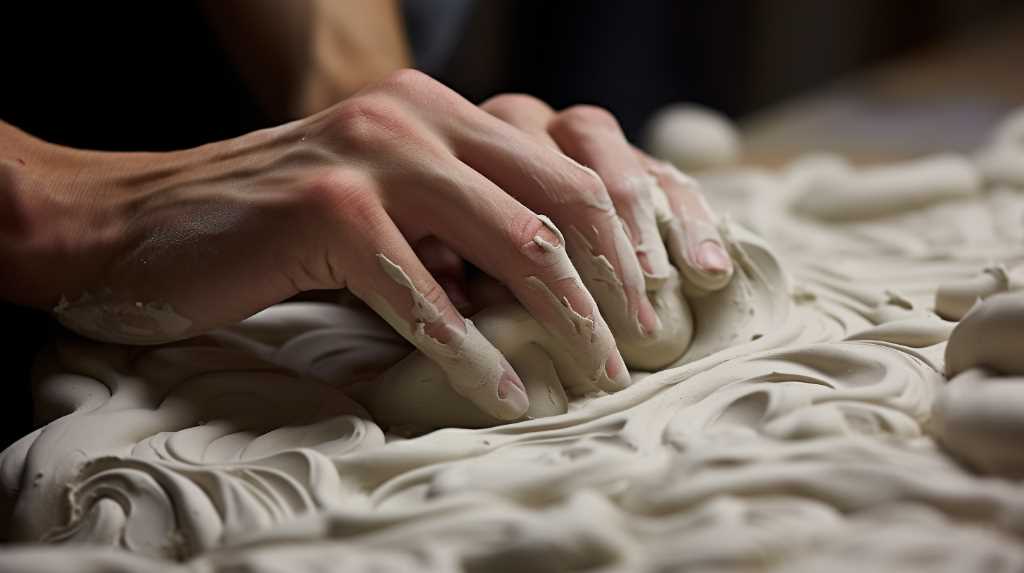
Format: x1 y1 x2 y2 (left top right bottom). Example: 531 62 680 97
471 95 735 368
2 70 638 421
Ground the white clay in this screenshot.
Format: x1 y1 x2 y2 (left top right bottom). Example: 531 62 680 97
934 265 1018 321
645 103 741 171
944 291 1024 378
931 368 1024 478
973 106 1024 188
933 292 1024 477
6 108 1024 572
53 290 193 345
791 154 980 221
370 253 528 420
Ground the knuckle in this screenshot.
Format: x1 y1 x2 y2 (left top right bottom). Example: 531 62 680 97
323 97 403 147
605 175 651 205
574 164 609 195
296 170 383 229
654 159 699 192
551 104 621 136
510 211 545 250
560 163 610 206
509 212 564 269
417 280 451 316
481 93 553 117
373 68 463 114
380 68 438 95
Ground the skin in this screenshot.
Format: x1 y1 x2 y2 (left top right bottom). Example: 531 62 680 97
0 3 733 421
201 0 413 121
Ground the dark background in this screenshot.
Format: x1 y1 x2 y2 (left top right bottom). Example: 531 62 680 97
440 0 1021 142
1 0 1021 450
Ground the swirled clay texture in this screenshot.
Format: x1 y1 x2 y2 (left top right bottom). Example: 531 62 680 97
4 108 1024 572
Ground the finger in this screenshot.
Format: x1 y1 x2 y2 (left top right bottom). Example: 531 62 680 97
413 237 472 314
387 156 630 395
546 106 680 342
540 105 698 368
334 185 530 420
477 96 659 350
481 94 562 149
480 98 694 368
548 106 674 279
638 150 734 293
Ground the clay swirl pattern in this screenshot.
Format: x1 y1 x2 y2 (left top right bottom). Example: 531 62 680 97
3 109 1024 572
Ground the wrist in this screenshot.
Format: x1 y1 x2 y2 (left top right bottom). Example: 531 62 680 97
0 125 120 309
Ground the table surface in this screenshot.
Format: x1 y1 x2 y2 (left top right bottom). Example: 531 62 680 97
740 8 1024 166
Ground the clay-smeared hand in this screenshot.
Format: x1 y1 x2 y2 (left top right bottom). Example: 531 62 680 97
2 70 631 421
478 95 734 367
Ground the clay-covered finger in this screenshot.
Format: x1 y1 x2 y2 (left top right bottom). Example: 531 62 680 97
480 97 655 335
541 107 696 368
413 237 472 314
340 203 530 420
548 106 675 280
482 96 654 337
463 97 675 369
388 157 630 395
640 151 734 294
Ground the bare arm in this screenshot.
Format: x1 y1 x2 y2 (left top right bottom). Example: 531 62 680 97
0 122 105 307
0 70 643 420
201 0 412 120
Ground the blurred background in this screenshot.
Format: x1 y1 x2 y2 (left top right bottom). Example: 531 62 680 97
2 0 1023 449
4 0 1023 158
436 0 1024 163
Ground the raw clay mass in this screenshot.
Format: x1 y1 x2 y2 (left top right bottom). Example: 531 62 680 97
3 107 1024 572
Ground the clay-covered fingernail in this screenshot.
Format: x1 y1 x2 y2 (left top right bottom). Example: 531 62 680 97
636 250 654 274
496 372 529 418
637 296 660 337
696 240 732 274
605 351 631 389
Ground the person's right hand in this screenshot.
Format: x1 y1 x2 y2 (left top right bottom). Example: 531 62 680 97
2 69 634 421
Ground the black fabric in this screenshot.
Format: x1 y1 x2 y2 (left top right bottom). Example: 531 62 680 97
0 3 272 450
1 3 271 151
0 305 50 452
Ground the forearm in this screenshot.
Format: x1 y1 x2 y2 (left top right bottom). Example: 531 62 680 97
0 121 63 243
202 0 412 121
0 121 66 171
0 122 119 308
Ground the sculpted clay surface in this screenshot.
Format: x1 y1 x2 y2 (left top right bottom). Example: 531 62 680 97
3 108 1024 571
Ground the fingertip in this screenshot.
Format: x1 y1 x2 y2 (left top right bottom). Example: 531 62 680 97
636 250 655 275
493 370 530 419
603 350 632 391
696 240 733 277
670 227 735 293
637 296 661 337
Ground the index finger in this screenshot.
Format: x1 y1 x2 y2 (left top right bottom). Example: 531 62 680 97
325 179 531 420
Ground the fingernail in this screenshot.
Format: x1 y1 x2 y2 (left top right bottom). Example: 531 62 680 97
637 251 654 275
496 372 529 417
605 351 631 389
696 240 732 274
637 296 660 337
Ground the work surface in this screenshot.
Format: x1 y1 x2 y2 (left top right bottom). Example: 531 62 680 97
4 14 1024 567
2 103 1024 570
